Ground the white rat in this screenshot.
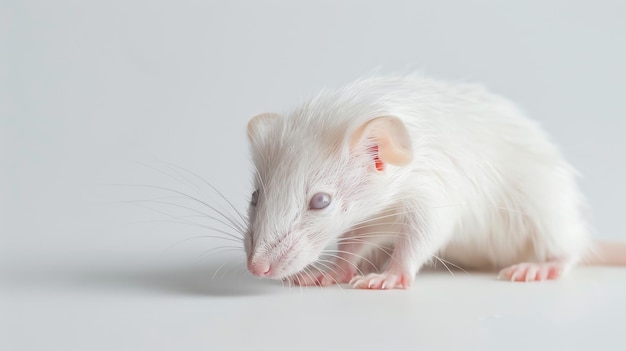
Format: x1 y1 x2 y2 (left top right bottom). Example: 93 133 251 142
243 75 625 289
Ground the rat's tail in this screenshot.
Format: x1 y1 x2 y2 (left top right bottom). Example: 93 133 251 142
582 240 626 266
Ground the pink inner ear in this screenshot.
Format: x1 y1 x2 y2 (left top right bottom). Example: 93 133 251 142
369 145 384 171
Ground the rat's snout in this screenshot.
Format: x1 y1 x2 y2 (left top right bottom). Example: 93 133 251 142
247 259 273 277
246 234 298 279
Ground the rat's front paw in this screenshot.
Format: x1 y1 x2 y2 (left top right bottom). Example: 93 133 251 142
288 268 355 287
350 271 413 290
318 269 356 286
287 269 322 286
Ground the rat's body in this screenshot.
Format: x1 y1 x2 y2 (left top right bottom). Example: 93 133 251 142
243 76 611 289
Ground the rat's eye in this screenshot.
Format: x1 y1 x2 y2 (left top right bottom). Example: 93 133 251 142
309 192 331 210
250 189 259 206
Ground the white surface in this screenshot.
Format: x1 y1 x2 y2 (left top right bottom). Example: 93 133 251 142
2 1 626 350
4 258 626 351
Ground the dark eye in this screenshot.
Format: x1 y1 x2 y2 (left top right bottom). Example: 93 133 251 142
309 192 331 210
250 189 259 206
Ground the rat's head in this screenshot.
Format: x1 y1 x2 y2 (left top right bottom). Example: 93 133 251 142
243 111 412 280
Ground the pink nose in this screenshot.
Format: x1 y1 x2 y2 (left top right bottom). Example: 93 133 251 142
248 260 272 277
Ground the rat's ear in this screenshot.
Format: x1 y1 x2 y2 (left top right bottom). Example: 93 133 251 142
349 116 413 168
247 113 281 142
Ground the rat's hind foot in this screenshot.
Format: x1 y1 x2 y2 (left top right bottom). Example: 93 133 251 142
497 261 566 282
350 271 413 290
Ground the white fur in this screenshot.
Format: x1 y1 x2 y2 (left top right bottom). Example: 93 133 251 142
245 75 591 284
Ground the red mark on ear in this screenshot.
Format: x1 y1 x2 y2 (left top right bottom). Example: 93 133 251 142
370 145 384 171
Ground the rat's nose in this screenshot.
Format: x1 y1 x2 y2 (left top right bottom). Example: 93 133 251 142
248 260 272 277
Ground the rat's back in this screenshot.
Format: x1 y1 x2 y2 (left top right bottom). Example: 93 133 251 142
297 75 591 270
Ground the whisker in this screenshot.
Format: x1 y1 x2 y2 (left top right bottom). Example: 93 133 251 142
121 199 245 236
302 266 319 286
135 160 199 191
104 183 247 234
348 209 414 228
432 255 468 274
200 246 242 259
161 236 242 254
324 238 403 270
314 261 337 279
163 161 250 226
316 258 347 276
433 255 454 276
212 261 231 280
335 232 412 241
135 161 246 232
319 252 365 277
292 271 302 292
347 221 405 232
314 261 346 293
125 204 244 242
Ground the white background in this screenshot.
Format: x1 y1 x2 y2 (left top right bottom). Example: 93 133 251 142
2 1 626 350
